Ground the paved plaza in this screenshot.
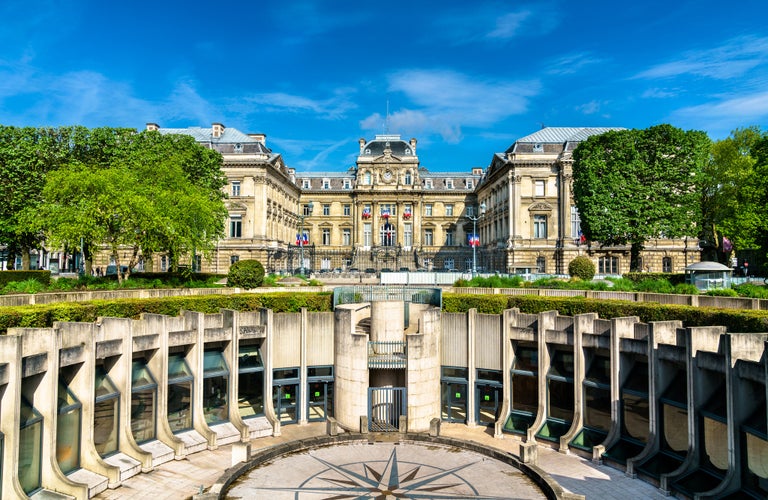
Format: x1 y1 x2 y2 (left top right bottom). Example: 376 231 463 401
95 423 669 500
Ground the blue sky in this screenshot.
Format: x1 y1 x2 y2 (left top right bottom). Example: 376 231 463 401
1 1 767 172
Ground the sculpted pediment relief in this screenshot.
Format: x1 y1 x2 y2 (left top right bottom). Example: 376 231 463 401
528 202 553 212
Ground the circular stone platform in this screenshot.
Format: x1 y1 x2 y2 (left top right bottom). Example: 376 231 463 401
225 441 547 499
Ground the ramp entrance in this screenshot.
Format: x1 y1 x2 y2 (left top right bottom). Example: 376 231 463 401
368 387 406 432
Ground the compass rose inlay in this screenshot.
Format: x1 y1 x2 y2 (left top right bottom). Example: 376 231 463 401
226 442 547 499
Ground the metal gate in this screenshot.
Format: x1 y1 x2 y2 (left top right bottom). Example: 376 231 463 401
368 387 406 432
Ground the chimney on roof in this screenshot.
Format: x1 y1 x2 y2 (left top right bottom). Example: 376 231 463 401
248 133 266 145
359 138 366 153
212 123 225 138
146 123 159 131
472 167 483 176
410 138 417 154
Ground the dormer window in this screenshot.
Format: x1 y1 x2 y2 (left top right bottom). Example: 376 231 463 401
446 179 454 189
467 179 474 190
404 148 411 155
425 179 433 189
302 179 311 189
533 143 543 152
365 148 371 154
343 179 351 189
233 143 243 152
322 178 331 189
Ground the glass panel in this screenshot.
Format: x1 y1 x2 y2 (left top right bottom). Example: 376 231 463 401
57 407 81 473
549 350 574 378
548 379 574 422
131 389 156 442
238 345 263 370
19 416 42 494
663 403 688 453
95 366 119 399
623 362 648 394
513 346 537 372
512 374 538 414
273 384 298 424
477 369 503 383
238 371 264 419
703 417 728 472
57 382 79 410
273 368 299 380
308 366 333 377
442 367 468 379
477 385 499 425
132 360 157 390
585 355 610 383
442 382 467 422
308 381 330 421
621 392 649 443
746 433 768 479
203 376 228 424
584 385 611 432
94 397 119 456
168 354 192 381
204 350 229 375
167 381 192 432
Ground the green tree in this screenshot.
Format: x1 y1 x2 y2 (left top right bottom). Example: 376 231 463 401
705 127 768 270
227 259 265 288
572 125 710 270
20 131 227 283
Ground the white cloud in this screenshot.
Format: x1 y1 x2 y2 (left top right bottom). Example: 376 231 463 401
271 137 355 171
547 52 604 75
635 35 768 80
671 90 768 135
359 69 539 143
575 100 603 115
641 88 680 99
433 4 558 45
242 91 357 119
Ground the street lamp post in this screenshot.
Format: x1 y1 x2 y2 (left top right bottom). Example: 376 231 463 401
468 202 487 276
298 201 313 276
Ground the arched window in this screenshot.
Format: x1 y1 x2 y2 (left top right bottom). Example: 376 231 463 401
662 257 672 273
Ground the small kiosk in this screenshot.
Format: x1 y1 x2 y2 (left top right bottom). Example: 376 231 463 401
685 261 732 291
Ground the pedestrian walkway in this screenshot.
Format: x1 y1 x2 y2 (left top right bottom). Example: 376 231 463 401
96 422 667 499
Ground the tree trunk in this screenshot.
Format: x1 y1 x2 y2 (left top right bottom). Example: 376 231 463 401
630 241 644 272
21 249 31 270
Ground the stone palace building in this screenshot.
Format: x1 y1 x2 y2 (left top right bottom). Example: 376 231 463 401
129 123 699 276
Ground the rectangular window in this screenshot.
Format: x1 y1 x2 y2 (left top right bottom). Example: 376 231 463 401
363 223 372 247
231 180 241 197
535 180 545 197
533 215 547 238
230 255 239 265
403 223 412 247
343 204 351 216
445 230 455 246
425 179 433 189
467 179 474 190
343 179 351 189
445 204 454 216
302 179 310 189
322 229 331 245
322 179 330 189
446 179 454 189
230 215 242 238
303 204 312 216
599 256 619 274
424 229 434 246
342 229 351 246
425 204 433 216
323 204 330 216
571 206 582 239
444 258 454 270
662 257 672 273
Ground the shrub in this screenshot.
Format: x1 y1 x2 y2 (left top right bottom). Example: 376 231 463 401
568 256 595 281
673 283 700 295
635 278 674 294
734 283 768 299
2 279 46 294
226 260 265 288
705 287 739 297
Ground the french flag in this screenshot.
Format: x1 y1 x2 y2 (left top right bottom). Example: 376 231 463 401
468 234 480 247
296 233 309 246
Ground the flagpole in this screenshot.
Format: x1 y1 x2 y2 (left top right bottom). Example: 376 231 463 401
467 202 487 277
298 201 313 276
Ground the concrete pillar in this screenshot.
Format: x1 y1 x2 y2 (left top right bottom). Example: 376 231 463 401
334 305 370 431
406 307 441 433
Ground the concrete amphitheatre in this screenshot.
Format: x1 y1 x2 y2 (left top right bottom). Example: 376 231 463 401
0 285 765 499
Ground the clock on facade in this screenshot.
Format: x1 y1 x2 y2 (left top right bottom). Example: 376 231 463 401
382 170 393 182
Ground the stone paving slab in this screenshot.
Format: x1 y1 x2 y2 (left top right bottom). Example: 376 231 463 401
96 422 669 499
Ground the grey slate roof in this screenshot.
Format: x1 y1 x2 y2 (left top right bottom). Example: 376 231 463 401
360 134 415 157
513 127 625 144
158 126 272 155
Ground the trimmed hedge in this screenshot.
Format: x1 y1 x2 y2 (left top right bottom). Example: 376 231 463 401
0 292 333 334
0 271 52 287
623 272 686 285
444 293 768 333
